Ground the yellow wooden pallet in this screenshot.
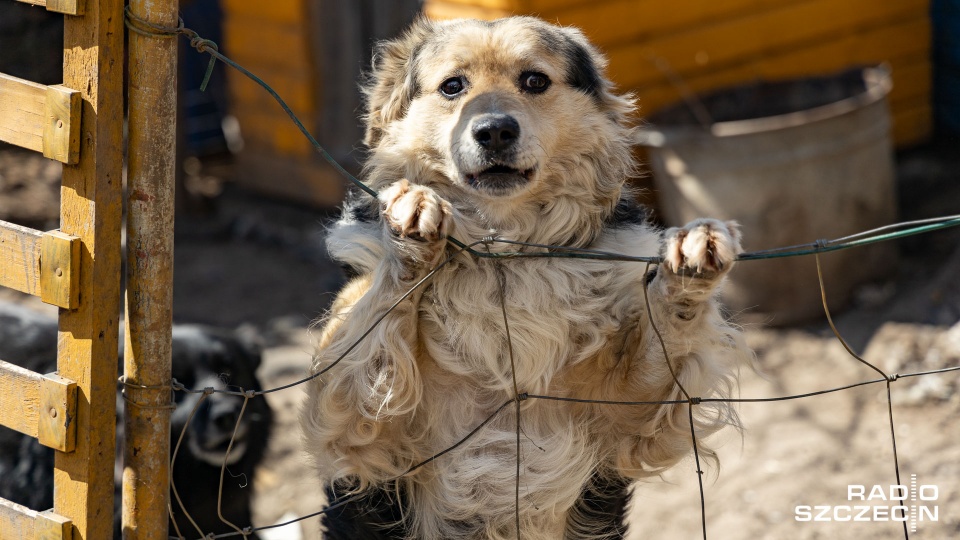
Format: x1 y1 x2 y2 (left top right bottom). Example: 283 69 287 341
0 0 124 537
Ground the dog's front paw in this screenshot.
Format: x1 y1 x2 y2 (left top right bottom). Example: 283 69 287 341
662 219 742 277
379 179 453 242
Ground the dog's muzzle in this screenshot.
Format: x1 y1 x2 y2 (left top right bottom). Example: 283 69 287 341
464 113 535 194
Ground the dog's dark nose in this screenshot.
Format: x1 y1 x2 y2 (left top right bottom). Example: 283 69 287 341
208 401 241 433
213 409 239 432
472 114 520 152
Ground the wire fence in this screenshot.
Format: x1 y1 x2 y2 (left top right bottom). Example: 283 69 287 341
120 10 960 540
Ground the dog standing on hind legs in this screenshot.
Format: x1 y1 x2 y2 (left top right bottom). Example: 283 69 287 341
301 16 752 539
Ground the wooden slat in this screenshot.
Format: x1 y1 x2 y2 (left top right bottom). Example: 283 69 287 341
42 86 81 165
55 0 125 536
0 360 77 452
13 0 83 16
0 220 43 298
40 231 81 310
0 222 82 309
45 0 83 16
751 17 930 81
37 372 78 453
0 74 82 165
0 499 72 540
0 359 43 440
0 74 46 157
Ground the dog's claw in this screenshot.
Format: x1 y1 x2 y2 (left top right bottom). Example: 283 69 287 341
380 179 453 242
663 219 742 277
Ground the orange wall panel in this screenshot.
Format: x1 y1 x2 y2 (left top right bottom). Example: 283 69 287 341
223 18 313 71
232 109 314 158
893 101 932 147
229 70 315 115
220 0 303 25
605 0 927 90
548 0 801 48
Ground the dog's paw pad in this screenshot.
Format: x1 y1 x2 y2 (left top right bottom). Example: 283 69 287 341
663 219 742 276
379 179 453 242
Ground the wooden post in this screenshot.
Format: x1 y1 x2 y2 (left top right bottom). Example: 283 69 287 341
55 0 125 538
123 0 178 537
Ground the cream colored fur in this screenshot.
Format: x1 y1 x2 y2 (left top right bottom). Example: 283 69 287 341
301 16 752 539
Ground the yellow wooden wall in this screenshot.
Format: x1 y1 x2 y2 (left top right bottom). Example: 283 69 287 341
222 0 315 157
425 0 932 147
221 0 346 206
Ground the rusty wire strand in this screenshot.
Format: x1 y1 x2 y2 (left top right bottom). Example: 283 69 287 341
169 391 212 540
815 254 889 380
492 259 524 539
815 253 907 540
642 261 707 538
216 394 252 537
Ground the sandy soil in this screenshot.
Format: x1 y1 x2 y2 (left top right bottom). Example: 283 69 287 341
1 143 958 539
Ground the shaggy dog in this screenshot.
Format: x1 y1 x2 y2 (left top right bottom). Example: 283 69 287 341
301 16 752 539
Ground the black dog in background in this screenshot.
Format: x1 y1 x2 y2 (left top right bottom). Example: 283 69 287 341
0 302 273 538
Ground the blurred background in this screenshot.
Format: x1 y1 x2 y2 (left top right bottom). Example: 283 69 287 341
1 0 959 538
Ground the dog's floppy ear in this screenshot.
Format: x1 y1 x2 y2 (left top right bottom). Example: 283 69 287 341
363 18 434 147
556 26 635 121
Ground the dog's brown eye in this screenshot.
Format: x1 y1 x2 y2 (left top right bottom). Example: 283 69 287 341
440 77 466 97
520 72 550 93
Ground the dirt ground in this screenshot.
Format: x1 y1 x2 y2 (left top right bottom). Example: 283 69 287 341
1 142 958 539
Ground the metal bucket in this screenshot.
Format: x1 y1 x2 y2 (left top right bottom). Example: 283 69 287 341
641 66 898 325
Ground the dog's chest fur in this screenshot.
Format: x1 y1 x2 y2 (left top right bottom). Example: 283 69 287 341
392 233 656 524
419 256 628 394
